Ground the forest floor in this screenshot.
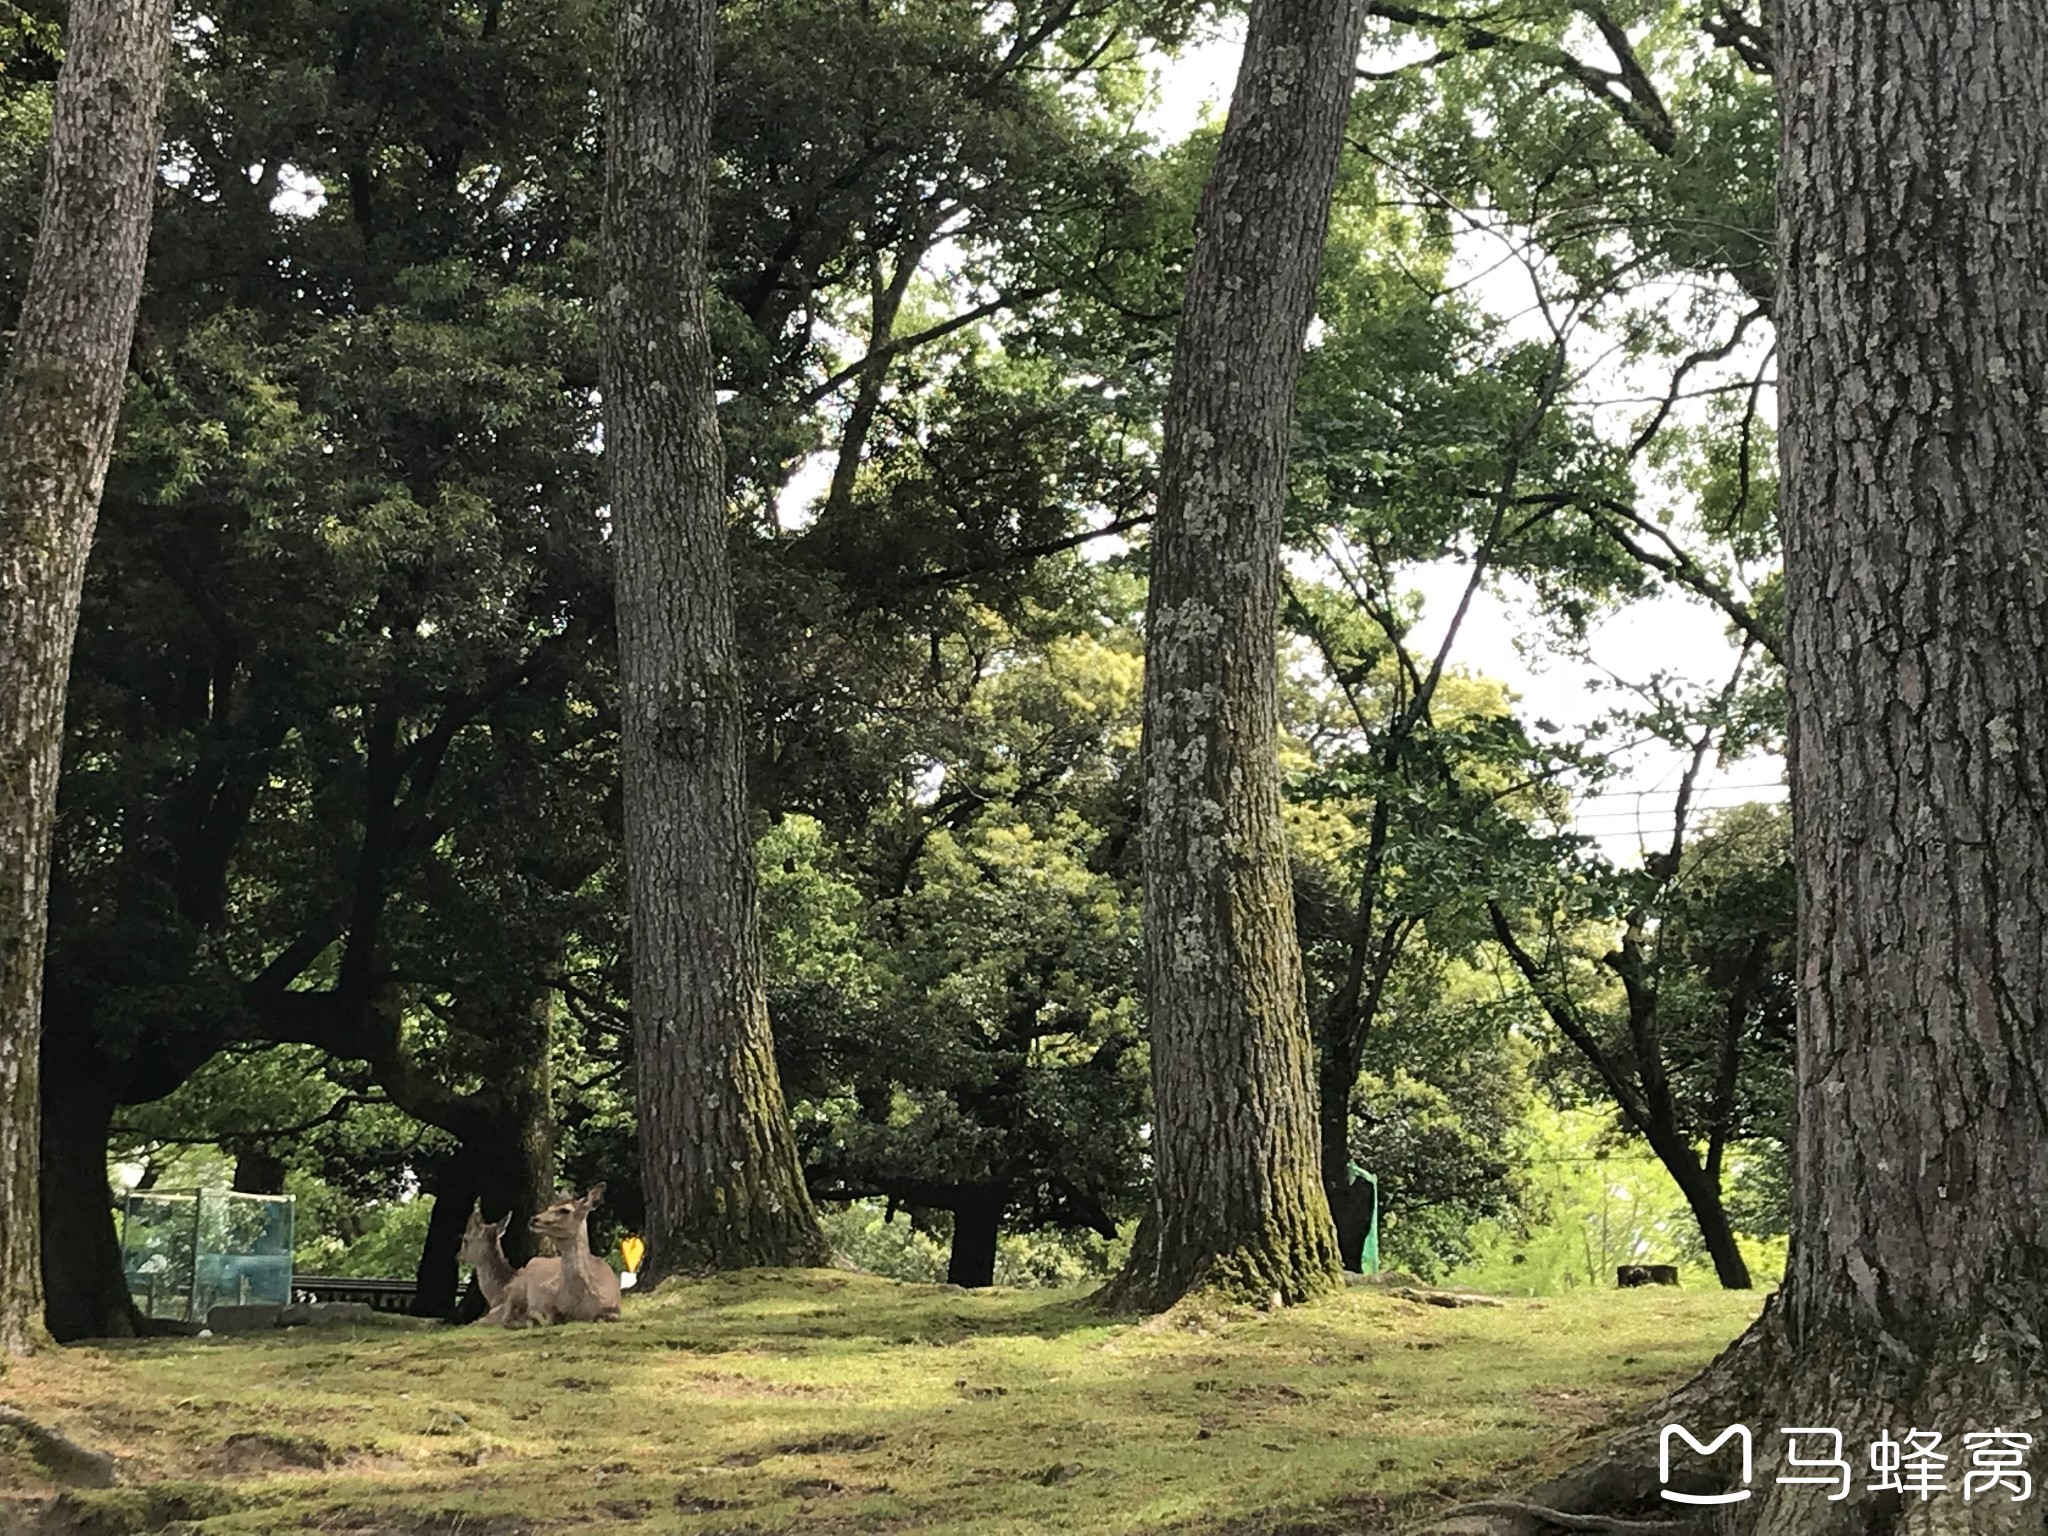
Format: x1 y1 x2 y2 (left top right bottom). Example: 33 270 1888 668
0 1270 1761 1536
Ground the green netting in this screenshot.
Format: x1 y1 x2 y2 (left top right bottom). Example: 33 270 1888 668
121 1189 296 1321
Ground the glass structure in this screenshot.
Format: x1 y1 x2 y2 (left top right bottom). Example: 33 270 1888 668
120 1189 296 1322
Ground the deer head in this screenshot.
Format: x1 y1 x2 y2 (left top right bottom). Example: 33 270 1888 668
460 1204 511 1267
459 1202 521 1307
530 1184 605 1248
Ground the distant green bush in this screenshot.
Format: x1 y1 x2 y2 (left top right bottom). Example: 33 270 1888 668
820 1201 1130 1289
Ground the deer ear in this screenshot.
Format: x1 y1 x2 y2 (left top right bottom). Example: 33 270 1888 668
584 1183 606 1210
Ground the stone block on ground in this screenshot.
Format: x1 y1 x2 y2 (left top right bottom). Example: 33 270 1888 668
203 1303 282 1333
277 1301 377 1327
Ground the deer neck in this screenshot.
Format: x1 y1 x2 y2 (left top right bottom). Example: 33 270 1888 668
468 1234 518 1304
553 1221 597 1303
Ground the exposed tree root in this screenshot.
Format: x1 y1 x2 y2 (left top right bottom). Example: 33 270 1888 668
1408 1294 2048 1536
1387 1286 1505 1309
1410 1498 1695 1535
1403 1299 1780 1536
0 1406 117 1487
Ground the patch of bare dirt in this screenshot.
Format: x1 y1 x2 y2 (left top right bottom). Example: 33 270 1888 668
320 1509 538 1536
673 1490 744 1513
775 1431 884 1455
1185 1490 1404 1535
682 1371 834 1399
208 1432 335 1473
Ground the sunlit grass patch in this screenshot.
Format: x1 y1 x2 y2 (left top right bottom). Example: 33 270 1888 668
1 1271 1762 1534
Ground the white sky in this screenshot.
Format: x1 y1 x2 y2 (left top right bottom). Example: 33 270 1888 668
1139 25 1787 863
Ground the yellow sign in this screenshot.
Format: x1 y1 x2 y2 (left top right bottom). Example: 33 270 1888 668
620 1235 645 1275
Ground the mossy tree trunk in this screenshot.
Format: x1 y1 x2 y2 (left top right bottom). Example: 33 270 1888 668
1104 0 1366 1314
0 0 172 1357
601 0 829 1276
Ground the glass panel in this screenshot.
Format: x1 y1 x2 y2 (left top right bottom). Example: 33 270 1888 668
123 1190 296 1319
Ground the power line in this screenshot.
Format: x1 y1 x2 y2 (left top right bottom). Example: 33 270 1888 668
1569 781 1784 801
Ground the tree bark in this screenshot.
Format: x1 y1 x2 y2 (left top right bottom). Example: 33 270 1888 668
1668 1157 1751 1292
39 1086 141 1344
601 0 829 1276
1778 0 2048 1344
946 1194 1002 1289
0 0 172 1357
1740 3 2048 1526
412 1162 478 1321
1103 0 1366 1313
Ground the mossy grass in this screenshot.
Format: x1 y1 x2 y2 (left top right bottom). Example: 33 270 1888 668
0 1270 1761 1534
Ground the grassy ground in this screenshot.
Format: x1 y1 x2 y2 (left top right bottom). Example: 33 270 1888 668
0 1271 1762 1536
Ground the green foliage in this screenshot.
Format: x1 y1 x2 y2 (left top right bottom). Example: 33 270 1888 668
818 1200 1129 1288
312 1194 436 1279
773 624 1149 1262
1522 799 1795 1172
8 0 1800 1325
1354 1062 1520 1280
1446 1102 1785 1296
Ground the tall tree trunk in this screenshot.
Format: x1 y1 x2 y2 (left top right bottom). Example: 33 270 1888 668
412 1162 477 1321
0 0 172 1357
946 1194 1002 1290
1316 1031 1368 1270
1104 0 1366 1313
39 1085 140 1343
601 0 829 1277
1743 3 2048 1525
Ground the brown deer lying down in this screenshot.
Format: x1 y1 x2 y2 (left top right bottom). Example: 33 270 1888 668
472 1185 622 1327
459 1205 561 1318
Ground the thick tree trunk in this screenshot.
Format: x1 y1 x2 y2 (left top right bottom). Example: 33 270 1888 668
1740 4 2048 1527
1490 9 2048 1533
39 1087 140 1343
1104 0 1366 1313
600 0 828 1277
946 1195 1002 1289
412 1163 477 1320
0 0 171 1356
1778 0 2048 1347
